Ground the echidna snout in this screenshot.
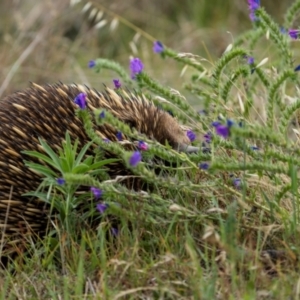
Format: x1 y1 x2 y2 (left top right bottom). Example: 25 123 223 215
153 112 198 153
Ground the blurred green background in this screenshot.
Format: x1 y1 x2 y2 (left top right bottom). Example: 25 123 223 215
0 0 295 97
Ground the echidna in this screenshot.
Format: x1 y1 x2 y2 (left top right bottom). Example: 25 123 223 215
0 82 197 250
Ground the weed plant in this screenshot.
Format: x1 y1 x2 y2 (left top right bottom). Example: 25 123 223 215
3 0 300 299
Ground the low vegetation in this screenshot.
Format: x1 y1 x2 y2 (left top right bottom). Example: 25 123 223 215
2 0 300 299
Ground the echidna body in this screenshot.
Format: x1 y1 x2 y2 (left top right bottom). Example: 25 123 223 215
0 82 195 246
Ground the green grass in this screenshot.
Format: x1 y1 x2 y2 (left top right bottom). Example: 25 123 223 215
2 0 300 299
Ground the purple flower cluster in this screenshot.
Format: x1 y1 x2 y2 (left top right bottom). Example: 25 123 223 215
281 27 300 40
138 141 148 151
129 151 142 167
199 162 209 170
153 41 164 54
96 202 109 214
200 118 237 157
56 178 65 185
211 119 235 139
99 111 105 119
288 29 299 39
212 122 230 139
247 56 254 65
116 131 123 141
91 187 108 214
113 79 121 89
130 58 144 79
74 93 87 110
187 130 196 142
88 60 96 68
91 187 103 200
232 178 242 190
248 0 260 21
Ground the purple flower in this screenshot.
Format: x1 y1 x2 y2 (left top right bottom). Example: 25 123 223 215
295 65 300 72
130 57 144 79
74 93 87 109
204 132 212 144
215 125 230 139
103 138 110 143
289 29 299 39
199 162 209 170
250 146 259 150
244 55 255 73
232 178 242 190
153 41 164 53
247 56 254 65
96 202 109 214
129 151 142 167
281 28 300 39
211 121 221 127
99 111 105 118
90 187 103 200
113 79 121 89
226 119 235 128
187 130 196 142
88 60 96 68
138 141 148 151
56 178 65 185
116 131 122 141
248 0 260 21
212 121 230 139
111 227 119 236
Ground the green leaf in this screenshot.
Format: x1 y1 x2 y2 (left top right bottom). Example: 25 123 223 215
75 140 93 166
24 161 57 177
60 157 71 173
22 150 60 171
83 156 93 166
89 159 120 170
72 164 92 174
38 138 62 172
63 132 76 170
